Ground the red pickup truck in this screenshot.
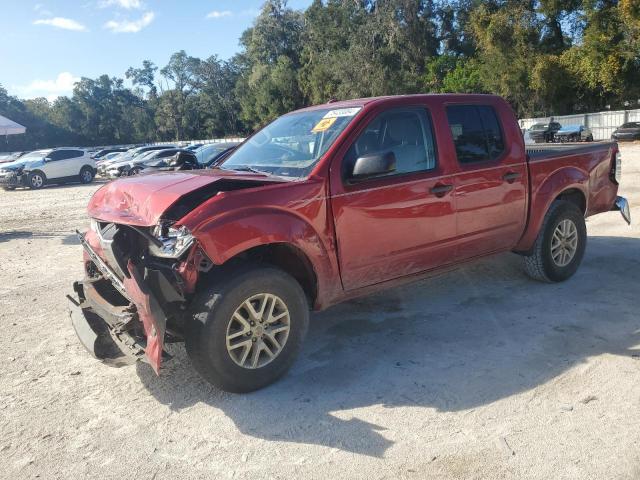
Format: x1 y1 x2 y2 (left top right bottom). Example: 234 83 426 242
68 94 630 392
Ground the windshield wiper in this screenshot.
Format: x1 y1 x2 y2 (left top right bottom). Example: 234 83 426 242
223 166 271 175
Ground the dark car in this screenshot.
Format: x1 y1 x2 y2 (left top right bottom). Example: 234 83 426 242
528 122 562 143
92 148 127 159
611 122 640 141
140 149 200 173
196 142 241 168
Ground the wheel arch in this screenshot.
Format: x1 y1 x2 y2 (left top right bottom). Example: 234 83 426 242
189 209 340 310
202 242 319 306
515 167 588 253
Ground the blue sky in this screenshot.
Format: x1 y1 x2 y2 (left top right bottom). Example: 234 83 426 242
1 0 311 101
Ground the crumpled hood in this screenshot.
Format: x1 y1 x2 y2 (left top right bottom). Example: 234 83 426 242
87 170 280 226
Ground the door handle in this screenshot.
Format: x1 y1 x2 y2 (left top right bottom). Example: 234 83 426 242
430 183 454 197
503 172 521 183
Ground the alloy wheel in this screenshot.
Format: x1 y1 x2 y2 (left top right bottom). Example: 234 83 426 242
225 293 291 369
551 219 578 267
31 174 43 188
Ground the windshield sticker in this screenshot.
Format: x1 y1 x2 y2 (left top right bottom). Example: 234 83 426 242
312 117 337 133
322 107 362 119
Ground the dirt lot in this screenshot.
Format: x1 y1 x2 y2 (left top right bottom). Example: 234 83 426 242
1 144 639 480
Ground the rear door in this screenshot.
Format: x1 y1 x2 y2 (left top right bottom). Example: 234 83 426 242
330 105 457 290
446 104 527 259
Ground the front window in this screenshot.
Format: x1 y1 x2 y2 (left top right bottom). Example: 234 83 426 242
220 107 362 178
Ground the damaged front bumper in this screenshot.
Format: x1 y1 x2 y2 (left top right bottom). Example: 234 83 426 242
0 170 27 189
68 230 175 373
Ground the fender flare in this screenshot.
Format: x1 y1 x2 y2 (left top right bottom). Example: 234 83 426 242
188 207 339 307
515 166 588 252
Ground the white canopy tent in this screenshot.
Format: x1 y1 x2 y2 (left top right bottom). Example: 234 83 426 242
0 114 26 136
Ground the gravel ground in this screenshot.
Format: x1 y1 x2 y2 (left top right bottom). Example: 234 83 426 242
1 144 639 480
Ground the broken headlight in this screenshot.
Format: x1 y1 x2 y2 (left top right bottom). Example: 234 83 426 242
149 222 195 258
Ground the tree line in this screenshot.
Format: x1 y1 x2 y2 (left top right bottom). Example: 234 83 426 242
2 0 639 151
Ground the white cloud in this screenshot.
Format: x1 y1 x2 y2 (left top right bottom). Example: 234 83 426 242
206 10 232 19
13 72 80 101
100 0 143 9
33 17 87 31
104 11 154 33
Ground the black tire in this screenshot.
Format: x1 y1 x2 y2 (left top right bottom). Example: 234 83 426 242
79 166 94 184
129 167 142 176
523 200 587 282
186 266 309 393
28 171 46 189
586 135 593 142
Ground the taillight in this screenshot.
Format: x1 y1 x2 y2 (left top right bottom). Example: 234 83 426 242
613 151 622 183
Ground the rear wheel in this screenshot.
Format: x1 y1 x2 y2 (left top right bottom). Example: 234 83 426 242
523 200 587 282
586 134 593 142
79 166 94 184
28 171 46 189
129 167 142 176
186 266 309 393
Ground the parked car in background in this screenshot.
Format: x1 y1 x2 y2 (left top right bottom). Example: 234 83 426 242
528 121 562 143
105 147 187 178
611 122 640 141
69 93 629 393
195 142 241 167
554 125 594 142
92 148 127 160
0 152 26 163
99 151 123 163
139 149 200 173
0 148 95 190
97 145 175 176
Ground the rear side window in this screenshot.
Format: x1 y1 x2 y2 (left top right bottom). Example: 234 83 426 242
446 105 505 163
53 149 84 160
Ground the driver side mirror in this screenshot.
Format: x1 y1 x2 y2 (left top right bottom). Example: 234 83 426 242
43 157 52 162
351 151 396 180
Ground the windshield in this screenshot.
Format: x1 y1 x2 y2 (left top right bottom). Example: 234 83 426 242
621 123 639 128
220 106 362 178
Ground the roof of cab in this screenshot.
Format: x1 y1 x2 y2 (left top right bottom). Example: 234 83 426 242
291 93 504 114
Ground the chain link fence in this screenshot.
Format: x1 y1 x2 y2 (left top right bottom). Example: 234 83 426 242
520 109 640 141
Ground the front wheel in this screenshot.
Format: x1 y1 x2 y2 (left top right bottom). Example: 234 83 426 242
523 200 587 282
28 171 46 189
186 266 309 393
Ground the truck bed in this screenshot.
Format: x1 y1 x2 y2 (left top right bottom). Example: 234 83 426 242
526 142 616 160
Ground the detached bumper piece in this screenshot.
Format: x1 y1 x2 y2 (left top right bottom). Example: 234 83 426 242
67 282 144 367
612 196 631 225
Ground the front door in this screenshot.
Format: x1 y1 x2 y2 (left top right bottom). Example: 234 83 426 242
330 106 457 291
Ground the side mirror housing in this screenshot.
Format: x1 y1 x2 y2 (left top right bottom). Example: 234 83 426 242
351 151 396 180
